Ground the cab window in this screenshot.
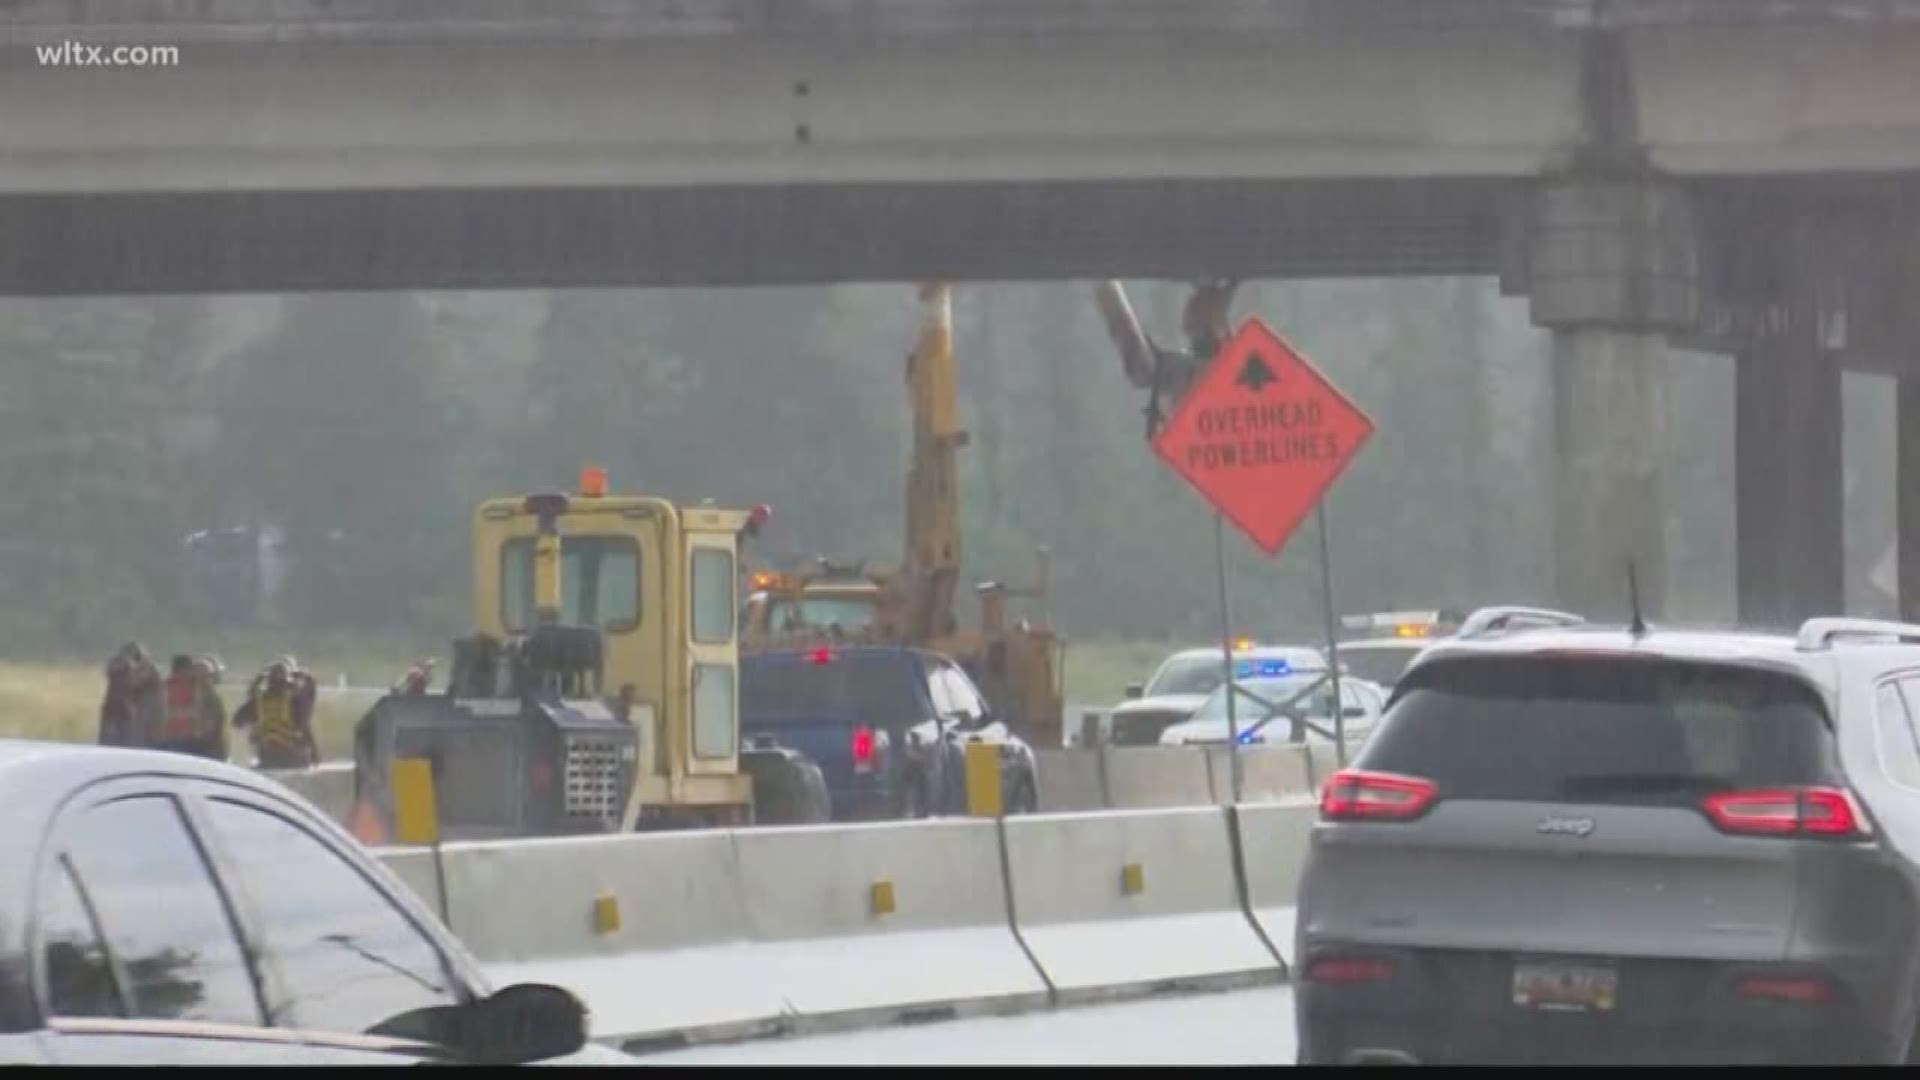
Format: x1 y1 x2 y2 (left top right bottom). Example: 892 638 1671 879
691 663 737 760
49 795 264 1026
500 535 640 632
690 548 735 645
934 665 988 726
200 798 465 1038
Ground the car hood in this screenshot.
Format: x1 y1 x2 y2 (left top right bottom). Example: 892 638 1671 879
1159 714 1324 746
909 717 1023 749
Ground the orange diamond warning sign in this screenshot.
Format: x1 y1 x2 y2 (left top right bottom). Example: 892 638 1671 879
1150 316 1375 556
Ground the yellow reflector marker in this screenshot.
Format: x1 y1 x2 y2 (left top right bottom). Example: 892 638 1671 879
963 742 1003 817
1121 863 1145 896
594 892 621 935
870 880 896 916
391 757 440 846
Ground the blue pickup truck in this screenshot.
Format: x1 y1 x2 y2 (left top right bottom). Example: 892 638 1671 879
739 644 1041 821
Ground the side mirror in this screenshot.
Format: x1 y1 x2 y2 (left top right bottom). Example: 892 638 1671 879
451 983 589 1064
1123 684 1144 700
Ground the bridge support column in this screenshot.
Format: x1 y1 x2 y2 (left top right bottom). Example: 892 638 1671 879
1548 330 1668 622
1516 175 1698 622
1899 377 1920 623
1734 334 1844 630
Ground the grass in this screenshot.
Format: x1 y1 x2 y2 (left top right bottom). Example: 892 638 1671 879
0 637 1188 762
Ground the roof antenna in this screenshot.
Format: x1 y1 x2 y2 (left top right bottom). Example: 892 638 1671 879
1627 559 1648 638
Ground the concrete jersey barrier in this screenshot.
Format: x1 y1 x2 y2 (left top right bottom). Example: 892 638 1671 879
1031 745 1319 814
364 802 1321 1046
729 817 1048 1020
999 805 1283 998
384 830 784 1043
1233 798 1320 968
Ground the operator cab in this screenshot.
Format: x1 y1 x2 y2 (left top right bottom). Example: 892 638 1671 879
742 565 883 639
352 466 764 839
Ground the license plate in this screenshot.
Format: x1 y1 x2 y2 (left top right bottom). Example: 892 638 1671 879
1512 957 1618 1012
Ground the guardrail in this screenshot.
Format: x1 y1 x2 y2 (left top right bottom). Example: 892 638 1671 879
369 797 1319 1052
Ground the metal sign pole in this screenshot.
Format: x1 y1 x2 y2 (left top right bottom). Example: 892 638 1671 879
1316 503 1346 768
1215 513 1244 803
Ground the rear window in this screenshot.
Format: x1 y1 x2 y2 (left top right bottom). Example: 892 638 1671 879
1357 657 1835 806
741 654 923 728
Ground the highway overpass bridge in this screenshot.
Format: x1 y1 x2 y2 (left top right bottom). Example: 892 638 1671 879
6 0 1920 627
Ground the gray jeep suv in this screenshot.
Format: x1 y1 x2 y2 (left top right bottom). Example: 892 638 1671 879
1295 606 1920 1065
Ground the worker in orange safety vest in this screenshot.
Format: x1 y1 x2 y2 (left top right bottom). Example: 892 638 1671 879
153 653 229 760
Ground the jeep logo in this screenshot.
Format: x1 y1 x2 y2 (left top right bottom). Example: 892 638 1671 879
1536 815 1596 838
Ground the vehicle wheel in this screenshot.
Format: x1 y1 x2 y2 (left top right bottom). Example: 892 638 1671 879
900 779 926 819
745 752 831 825
1008 772 1038 815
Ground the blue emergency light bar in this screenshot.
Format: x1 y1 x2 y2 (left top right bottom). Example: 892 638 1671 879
1233 658 1292 678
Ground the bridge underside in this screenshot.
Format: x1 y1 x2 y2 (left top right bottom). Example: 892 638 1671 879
6 174 1914 304
0 178 1510 297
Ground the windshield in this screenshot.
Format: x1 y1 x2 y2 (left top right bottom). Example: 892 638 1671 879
499 535 640 633
1357 657 1835 806
775 597 878 633
1145 656 1231 697
741 654 923 729
1187 673 1330 731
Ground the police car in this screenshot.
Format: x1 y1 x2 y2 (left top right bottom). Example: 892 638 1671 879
1096 643 1331 748
1157 661 1388 748
1331 610 1462 692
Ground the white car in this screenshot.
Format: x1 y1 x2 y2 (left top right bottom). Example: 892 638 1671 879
1097 645 1330 747
1157 670 1387 748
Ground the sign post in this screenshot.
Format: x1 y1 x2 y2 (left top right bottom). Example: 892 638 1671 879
1212 513 1242 801
1150 317 1375 788
1316 504 1347 766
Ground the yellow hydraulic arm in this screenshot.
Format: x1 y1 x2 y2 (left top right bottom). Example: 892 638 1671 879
1093 278 1239 437
900 283 968 643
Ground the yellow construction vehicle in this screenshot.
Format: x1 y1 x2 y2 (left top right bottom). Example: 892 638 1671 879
740 284 1067 748
349 467 829 841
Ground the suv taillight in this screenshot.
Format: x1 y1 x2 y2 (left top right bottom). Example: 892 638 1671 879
1699 786 1869 839
851 725 876 773
1320 769 1437 821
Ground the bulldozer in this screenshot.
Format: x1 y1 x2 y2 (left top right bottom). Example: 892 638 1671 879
740 284 1067 749
349 468 829 842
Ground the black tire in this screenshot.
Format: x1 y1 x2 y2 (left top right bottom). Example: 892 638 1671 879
1008 771 1039 815
744 751 831 825
900 774 930 819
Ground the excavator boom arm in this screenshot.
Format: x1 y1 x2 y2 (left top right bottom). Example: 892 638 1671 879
900 283 965 642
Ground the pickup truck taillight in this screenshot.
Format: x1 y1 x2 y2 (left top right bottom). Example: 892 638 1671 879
851 725 877 773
